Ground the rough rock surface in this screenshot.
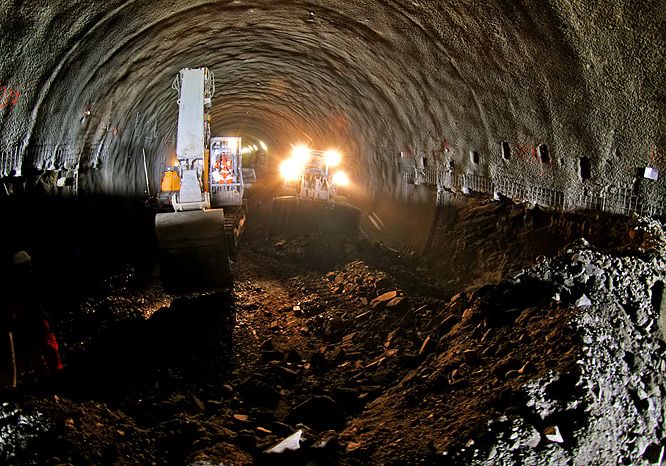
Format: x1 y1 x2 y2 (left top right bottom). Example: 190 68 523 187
1 196 665 465
433 219 666 465
425 193 649 294
0 2 663 204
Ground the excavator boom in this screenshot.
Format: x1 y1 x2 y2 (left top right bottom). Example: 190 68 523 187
155 68 245 293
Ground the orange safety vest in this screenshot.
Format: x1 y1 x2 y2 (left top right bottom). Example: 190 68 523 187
220 159 233 184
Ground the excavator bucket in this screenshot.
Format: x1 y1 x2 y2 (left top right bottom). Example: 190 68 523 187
269 196 361 238
155 210 231 293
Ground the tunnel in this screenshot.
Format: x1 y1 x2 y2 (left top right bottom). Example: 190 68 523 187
0 1 665 464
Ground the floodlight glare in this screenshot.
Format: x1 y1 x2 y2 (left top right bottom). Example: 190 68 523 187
324 150 342 167
280 158 301 181
332 171 350 186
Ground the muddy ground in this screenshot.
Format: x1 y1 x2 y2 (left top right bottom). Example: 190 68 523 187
1 189 665 465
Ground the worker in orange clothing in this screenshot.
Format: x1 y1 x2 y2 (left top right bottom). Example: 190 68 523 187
219 157 234 184
0 251 63 389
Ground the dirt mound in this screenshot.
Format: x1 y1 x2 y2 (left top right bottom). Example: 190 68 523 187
341 217 666 465
1 203 664 465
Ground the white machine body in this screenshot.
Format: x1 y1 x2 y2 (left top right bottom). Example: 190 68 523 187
172 67 214 212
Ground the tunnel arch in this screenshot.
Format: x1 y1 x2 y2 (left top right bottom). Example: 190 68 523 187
0 0 662 206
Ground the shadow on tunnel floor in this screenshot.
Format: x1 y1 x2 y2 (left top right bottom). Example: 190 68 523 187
61 292 236 400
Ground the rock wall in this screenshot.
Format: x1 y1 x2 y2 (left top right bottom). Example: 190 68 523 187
423 192 644 294
0 1 662 206
443 220 666 465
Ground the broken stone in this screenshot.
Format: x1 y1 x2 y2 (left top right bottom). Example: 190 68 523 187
365 355 386 369
236 430 257 450
438 314 457 334
544 425 564 443
325 316 345 335
332 387 362 412
385 329 399 348
461 307 479 324
518 361 533 375
575 294 592 308
222 384 234 396
346 441 362 453
419 335 433 355
371 290 398 308
400 309 416 326
386 296 406 309
526 425 541 448
450 291 469 311
342 333 356 345
585 263 604 277
285 349 302 363
233 414 249 422
206 400 224 410
265 430 303 454
313 430 340 450
329 349 346 365
260 338 274 351
309 351 326 371
274 365 299 381
375 277 391 289
237 376 281 407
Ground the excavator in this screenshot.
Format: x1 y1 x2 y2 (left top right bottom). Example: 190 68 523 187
154 67 246 293
270 146 360 236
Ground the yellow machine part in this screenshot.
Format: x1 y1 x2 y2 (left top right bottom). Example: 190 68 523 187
203 149 210 192
161 171 181 192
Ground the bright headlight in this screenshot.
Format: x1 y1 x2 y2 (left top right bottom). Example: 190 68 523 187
292 145 311 164
324 150 342 167
280 158 302 181
332 171 350 186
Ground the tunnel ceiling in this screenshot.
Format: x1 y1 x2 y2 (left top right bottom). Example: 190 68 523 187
0 0 664 199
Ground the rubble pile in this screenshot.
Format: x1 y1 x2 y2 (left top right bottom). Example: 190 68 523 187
425 197 648 295
342 216 666 465
2 200 665 465
440 225 666 465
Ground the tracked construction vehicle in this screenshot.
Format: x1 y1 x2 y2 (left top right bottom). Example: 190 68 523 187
155 68 246 293
270 146 360 237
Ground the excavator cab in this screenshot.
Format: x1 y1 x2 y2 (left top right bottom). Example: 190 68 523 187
210 137 244 208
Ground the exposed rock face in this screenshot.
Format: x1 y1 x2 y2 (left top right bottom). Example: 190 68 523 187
441 221 666 465
0 1 663 204
424 193 648 294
